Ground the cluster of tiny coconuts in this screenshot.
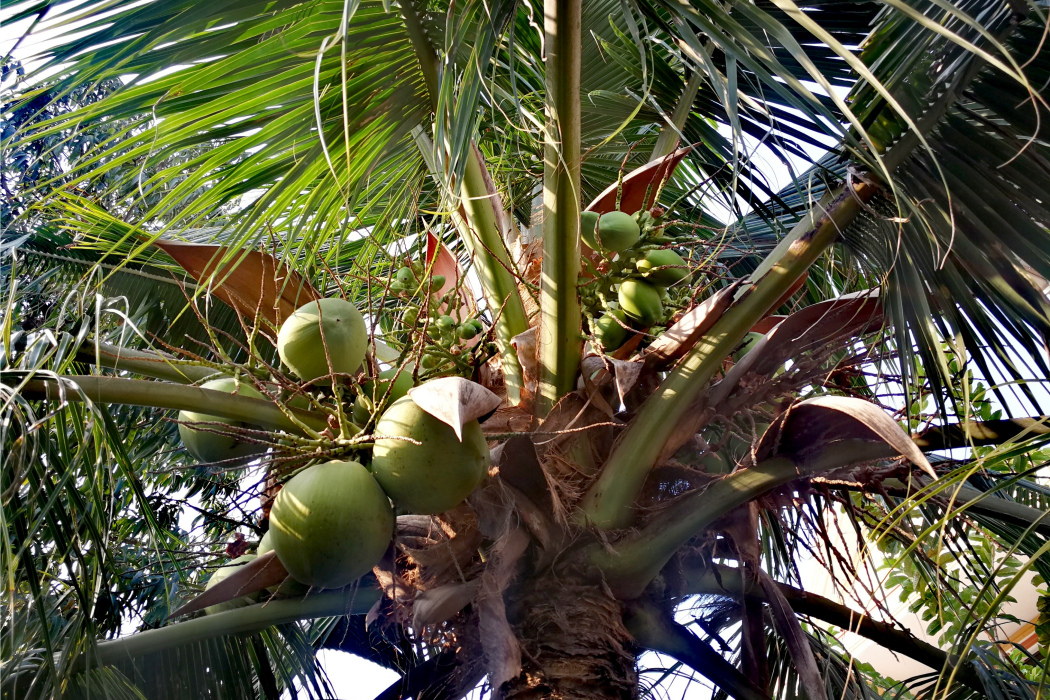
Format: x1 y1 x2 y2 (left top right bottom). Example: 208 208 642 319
580 209 691 351
188 295 490 601
389 261 492 376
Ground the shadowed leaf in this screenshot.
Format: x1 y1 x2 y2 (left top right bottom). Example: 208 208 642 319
169 552 290 618
152 240 320 328
426 232 476 320
758 395 935 477
585 146 693 215
412 581 480 631
707 290 882 407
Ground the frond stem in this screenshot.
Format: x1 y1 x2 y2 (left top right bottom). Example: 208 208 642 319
537 0 583 413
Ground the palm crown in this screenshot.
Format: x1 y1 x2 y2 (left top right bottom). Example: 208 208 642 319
3 0 1050 698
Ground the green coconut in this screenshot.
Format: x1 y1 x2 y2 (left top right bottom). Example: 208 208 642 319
596 211 641 253
179 377 266 463
732 332 766 362
591 309 630 351
204 554 259 614
698 451 730 474
269 460 394 589
636 249 690 286
580 210 600 250
366 367 415 402
618 279 664 326
257 531 310 596
371 394 489 514
355 367 415 424
277 298 367 383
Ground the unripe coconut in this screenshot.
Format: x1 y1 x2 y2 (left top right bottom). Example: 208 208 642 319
618 279 664 326
277 298 366 383
364 367 415 404
371 394 489 514
257 531 309 596
269 460 394 589
596 211 641 253
179 377 266 463
636 249 690 286
355 365 415 425
580 210 600 250
204 554 258 614
353 394 373 425
591 309 630 350
732 332 766 362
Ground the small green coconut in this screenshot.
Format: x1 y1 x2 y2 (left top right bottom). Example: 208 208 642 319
204 554 258 614
636 249 690 286
179 377 266 463
269 460 394 589
580 210 600 250
355 367 415 424
596 211 641 253
732 332 766 362
371 394 489 514
591 309 630 351
277 298 367 383
257 531 310 596
365 367 415 403
618 279 664 326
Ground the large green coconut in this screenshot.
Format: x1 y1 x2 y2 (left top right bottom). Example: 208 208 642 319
595 211 641 254
179 377 266 463
371 395 489 514
204 554 259 614
277 298 367 383
618 279 664 326
636 249 690 286
269 460 394 589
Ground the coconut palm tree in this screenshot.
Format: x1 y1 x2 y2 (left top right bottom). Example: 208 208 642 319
3 0 1050 697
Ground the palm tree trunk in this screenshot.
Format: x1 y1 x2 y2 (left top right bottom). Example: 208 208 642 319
502 575 637 699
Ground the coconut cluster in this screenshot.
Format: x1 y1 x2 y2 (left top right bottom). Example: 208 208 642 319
579 209 692 351
194 296 491 603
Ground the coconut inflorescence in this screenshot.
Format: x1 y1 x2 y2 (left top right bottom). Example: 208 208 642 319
371 394 489 514
179 377 267 463
268 459 394 589
277 298 367 383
